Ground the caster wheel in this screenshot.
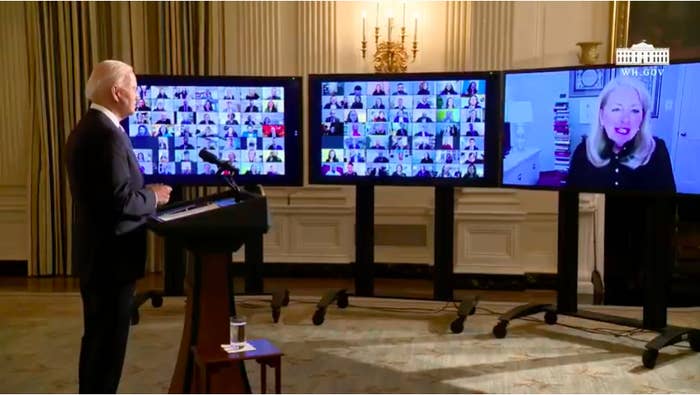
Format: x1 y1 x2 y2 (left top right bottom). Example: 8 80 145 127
544 311 558 325
469 307 476 315
689 332 700 352
493 321 507 338
282 291 290 307
272 308 281 323
312 309 325 326
151 295 163 308
450 318 465 334
642 349 658 369
130 310 140 326
337 293 349 309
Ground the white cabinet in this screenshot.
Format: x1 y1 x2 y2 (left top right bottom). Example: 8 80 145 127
503 148 541 185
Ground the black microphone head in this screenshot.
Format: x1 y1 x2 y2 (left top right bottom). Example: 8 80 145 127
199 148 218 162
199 147 237 174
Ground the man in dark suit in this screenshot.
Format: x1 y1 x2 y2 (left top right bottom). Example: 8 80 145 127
324 110 341 123
178 99 193 112
267 137 283 150
347 150 365 163
176 135 194 149
65 60 172 394
244 99 259 112
392 82 408 95
415 112 433 123
266 87 281 100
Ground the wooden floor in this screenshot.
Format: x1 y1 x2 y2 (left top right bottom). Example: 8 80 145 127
0 273 556 304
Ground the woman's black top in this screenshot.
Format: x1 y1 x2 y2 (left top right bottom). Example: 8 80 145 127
566 136 676 193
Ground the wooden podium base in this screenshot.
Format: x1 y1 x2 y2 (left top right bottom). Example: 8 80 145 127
169 252 250 393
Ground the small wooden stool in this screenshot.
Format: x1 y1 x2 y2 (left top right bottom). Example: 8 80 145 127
192 338 283 393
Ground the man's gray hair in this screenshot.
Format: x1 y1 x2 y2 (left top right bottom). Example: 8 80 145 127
85 60 133 102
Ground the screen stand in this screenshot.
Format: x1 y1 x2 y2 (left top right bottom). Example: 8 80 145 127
433 186 455 301
312 184 374 326
491 190 700 369
435 186 480 334
355 184 375 296
244 233 264 294
130 186 185 326
312 185 479 332
238 183 289 323
163 186 186 297
214 172 288 321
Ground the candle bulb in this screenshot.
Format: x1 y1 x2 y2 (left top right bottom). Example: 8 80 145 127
388 16 392 42
376 1 379 27
387 8 394 42
413 15 418 41
402 2 406 28
362 11 366 41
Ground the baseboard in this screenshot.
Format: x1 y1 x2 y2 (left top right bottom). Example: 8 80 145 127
452 273 527 290
452 273 557 290
524 272 558 289
0 259 557 290
230 262 556 290
0 260 28 276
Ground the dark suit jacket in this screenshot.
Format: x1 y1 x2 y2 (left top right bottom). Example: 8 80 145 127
65 109 156 284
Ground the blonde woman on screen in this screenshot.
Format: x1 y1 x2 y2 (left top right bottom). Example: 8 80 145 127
566 76 675 193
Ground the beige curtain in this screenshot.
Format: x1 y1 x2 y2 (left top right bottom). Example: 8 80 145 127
25 1 219 276
26 2 109 276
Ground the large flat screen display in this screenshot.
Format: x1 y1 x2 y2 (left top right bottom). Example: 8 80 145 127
308 72 500 186
502 60 700 195
123 75 303 186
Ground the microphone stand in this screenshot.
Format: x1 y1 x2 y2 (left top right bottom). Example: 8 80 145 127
216 168 241 200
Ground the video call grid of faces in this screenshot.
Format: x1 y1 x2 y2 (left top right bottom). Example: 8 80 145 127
319 79 487 178
128 85 287 176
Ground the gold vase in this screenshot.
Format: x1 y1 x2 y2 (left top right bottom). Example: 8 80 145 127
576 41 602 65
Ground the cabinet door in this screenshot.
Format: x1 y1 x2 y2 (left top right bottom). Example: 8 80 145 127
503 150 539 185
526 157 539 184
673 67 700 194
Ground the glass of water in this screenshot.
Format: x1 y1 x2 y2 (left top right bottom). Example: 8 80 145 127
230 315 247 347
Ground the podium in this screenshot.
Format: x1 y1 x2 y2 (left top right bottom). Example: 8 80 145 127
148 186 270 393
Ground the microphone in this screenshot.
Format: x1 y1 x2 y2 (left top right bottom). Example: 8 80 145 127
198 148 237 173
199 148 241 197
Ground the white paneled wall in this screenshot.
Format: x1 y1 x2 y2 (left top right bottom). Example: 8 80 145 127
470 1 513 71
511 1 610 69
445 1 474 72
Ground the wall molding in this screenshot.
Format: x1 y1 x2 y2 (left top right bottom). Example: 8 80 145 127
456 188 522 207
228 262 558 290
0 185 29 261
0 185 27 212
0 260 28 276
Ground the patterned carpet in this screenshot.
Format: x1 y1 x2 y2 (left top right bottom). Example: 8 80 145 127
1 292 699 393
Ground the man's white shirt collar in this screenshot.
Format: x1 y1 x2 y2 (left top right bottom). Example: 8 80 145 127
90 103 122 130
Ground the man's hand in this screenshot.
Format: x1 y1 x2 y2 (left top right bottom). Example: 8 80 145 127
147 184 172 206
